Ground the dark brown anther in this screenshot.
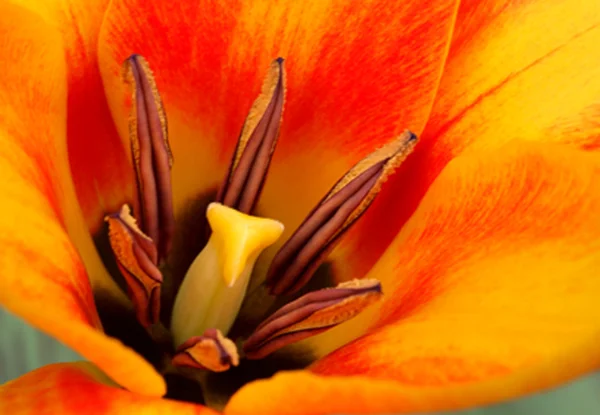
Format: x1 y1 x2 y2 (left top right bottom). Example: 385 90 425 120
123 54 174 261
266 131 417 296
105 205 162 328
172 329 240 372
244 279 382 359
216 58 286 214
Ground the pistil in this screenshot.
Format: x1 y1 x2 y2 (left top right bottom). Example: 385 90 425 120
170 203 284 346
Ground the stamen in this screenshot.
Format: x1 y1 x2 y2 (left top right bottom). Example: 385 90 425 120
123 54 175 261
172 329 239 372
105 205 162 328
266 131 417 295
243 279 382 359
216 58 286 214
171 203 284 346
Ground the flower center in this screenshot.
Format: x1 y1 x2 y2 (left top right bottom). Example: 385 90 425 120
102 54 417 404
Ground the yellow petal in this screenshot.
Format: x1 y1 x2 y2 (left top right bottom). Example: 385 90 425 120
227 141 600 413
0 363 216 415
0 3 163 396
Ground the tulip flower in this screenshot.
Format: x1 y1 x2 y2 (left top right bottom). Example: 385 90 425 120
1 0 600 414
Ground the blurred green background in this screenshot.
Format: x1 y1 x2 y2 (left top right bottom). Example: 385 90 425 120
1 307 599 414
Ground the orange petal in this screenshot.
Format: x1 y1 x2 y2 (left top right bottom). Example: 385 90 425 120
14 0 133 232
0 3 163 396
426 0 600 151
226 141 600 414
226 333 600 415
339 0 600 283
0 363 216 415
97 0 459 232
10 0 133 305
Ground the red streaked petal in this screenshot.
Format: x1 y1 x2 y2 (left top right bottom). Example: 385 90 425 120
0 363 216 415
0 4 163 396
336 0 600 284
226 141 600 414
11 0 133 308
15 0 133 233
97 0 458 230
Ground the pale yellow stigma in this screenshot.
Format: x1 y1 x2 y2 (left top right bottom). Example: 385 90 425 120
171 203 284 346
206 203 284 287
